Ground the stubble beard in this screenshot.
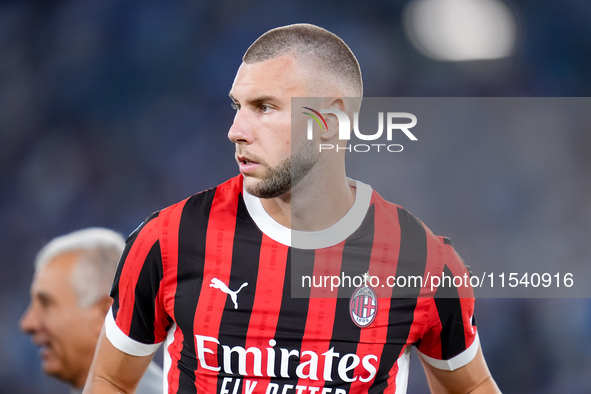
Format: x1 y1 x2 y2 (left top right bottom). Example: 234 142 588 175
245 139 318 199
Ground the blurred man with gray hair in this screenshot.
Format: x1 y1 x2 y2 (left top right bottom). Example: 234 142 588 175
20 228 163 394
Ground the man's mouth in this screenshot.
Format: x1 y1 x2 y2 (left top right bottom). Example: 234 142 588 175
237 153 258 162
236 155 261 174
38 343 52 359
239 157 256 165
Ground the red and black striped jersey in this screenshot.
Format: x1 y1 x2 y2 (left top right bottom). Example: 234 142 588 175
107 175 478 394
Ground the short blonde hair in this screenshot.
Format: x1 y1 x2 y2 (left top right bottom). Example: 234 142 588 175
243 23 363 98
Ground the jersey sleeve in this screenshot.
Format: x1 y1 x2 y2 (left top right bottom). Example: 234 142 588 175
416 238 479 371
106 212 171 356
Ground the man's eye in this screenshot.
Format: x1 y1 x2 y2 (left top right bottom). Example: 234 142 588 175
38 297 52 309
231 102 240 111
260 104 273 113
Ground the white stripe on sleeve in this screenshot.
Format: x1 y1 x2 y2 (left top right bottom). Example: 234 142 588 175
104 308 162 357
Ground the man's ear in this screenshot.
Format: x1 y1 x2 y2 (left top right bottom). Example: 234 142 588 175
88 295 112 335
94 295 113 317
320 98 346 141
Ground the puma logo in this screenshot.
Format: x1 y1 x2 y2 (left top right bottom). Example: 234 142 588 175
210 278 248 309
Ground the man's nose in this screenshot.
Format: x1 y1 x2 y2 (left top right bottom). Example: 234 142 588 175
228 109 254 145
20 303 40 334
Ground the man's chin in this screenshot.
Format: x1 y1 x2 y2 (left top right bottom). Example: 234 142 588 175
242 176 259 194
42 358 82 387
243 177 289 199
41 360 64 380
244 183 271 199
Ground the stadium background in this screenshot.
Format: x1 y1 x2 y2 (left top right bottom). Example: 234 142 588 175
1 1 590 393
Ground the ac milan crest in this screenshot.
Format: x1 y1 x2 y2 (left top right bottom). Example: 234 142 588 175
349 285 378 328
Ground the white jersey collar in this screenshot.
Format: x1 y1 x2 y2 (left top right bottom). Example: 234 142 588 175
243 179 372 249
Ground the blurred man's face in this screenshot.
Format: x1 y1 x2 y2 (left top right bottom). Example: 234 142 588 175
20 253 105 388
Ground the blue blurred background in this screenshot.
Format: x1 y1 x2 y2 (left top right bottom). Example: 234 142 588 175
1 0 590 393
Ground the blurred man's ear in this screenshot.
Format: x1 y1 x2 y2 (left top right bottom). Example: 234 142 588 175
89 296 113 335
94 295 113 317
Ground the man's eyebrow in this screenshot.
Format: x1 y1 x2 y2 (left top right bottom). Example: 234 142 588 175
36 291 54 305
228 93 279 105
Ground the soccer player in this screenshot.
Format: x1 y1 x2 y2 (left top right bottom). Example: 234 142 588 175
84 24 500 393
21 228 163 394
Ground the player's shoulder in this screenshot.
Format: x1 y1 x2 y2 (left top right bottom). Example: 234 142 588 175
370 188 466 263
369 188 426 225
183 175 241 203
128 176 243 241
369 188 432 234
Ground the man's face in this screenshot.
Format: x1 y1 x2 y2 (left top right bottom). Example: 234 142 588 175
228 55 317 198
20 252 104 388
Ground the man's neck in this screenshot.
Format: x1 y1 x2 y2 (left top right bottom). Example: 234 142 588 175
70 387 83 394
260 176 356 231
